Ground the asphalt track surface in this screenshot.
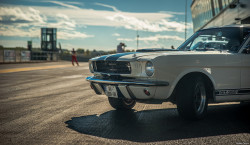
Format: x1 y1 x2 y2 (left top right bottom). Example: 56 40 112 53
0 61 249 145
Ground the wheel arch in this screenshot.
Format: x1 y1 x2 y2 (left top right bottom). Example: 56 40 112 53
168 70 216 104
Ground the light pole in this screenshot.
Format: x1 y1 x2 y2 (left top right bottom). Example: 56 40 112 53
185 0 187 41
137 30 139 49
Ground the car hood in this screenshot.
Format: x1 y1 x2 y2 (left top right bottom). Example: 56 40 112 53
90 51 232 61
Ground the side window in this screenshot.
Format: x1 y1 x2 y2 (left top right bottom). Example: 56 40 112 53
183 41 193 50
242 39 250 54
189 33 229 51
222 28 241 52
241 29 250 54
178 27 247 52
188 29 230 51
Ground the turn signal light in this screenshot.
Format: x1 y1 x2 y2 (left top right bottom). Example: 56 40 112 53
144 89 150 96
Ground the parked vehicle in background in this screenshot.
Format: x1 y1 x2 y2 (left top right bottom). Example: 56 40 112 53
86 25 250 120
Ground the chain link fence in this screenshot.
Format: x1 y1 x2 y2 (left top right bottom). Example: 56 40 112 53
0 50 60 63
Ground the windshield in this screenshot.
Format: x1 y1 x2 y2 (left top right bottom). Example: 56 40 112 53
178 27 242 52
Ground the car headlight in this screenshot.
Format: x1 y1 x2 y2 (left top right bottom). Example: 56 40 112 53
145 61 154 76
89 61 94 73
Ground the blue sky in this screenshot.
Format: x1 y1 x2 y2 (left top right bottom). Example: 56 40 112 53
0 0 193 51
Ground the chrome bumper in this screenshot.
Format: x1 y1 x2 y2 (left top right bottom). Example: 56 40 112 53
86 76 169 86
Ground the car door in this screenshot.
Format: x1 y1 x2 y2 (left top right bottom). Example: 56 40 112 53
240 37 250 95
212 28 242 102
206 28 241 91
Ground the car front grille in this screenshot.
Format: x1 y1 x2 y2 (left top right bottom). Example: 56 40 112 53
93 61 131 74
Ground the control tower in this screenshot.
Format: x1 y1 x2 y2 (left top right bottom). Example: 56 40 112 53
41 28 57 51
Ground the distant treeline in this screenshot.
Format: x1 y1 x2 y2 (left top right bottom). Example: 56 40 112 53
62 48 135 57
0 46 135 57
0 46 27 51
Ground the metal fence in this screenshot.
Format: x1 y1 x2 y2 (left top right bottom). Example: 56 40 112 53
0 50 59 63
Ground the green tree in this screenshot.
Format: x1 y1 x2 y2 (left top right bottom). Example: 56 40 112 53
85 49 90 56
108 50 116 54
77 48 85 55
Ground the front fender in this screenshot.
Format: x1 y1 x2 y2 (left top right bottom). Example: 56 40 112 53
167 68 216 98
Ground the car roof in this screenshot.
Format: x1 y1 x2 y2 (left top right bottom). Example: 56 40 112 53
202 24 250 31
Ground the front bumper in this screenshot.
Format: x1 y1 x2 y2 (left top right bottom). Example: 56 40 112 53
86 76 169 86
86 76 169 100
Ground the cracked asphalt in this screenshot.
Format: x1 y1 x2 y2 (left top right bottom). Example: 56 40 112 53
0 61 249 145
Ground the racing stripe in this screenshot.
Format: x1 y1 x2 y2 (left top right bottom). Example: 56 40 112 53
96 55 110 61
105 52 137 61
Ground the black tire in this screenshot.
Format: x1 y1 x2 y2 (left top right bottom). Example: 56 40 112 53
240 101 250 105
108 97 136 110
240 101 250 110
176 77 208 120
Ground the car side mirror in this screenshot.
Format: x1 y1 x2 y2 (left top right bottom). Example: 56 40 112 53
243 45 250 54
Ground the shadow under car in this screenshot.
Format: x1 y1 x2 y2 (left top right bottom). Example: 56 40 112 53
65 104 250 142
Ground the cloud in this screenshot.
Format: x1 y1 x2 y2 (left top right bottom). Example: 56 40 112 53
46 13 76 30
159 11 185 15
0 2 192 48
117 38 134 42
0 25 40 37
48 1 80 9
140 35 184 42
0 6 93 40
107 13 192 32
95 2 119 12
41 2 191 33
32 4 191 33
112 33 120 37
0 7 46 24
67 2 84 6
117 34 184 42
0 24 94 40
58 31 94 40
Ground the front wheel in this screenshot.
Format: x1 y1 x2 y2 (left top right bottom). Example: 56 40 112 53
176 77 208 120
108 97 136 110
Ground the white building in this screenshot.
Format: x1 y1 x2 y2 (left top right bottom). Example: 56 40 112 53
191 0 250 32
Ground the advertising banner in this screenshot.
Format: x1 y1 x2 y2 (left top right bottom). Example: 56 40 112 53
4 50 16 62
21 51 31 61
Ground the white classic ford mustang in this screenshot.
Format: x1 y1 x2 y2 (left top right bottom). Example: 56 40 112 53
86 25 250 120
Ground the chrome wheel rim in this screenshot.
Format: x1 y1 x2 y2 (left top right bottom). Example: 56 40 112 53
194 83 206 115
